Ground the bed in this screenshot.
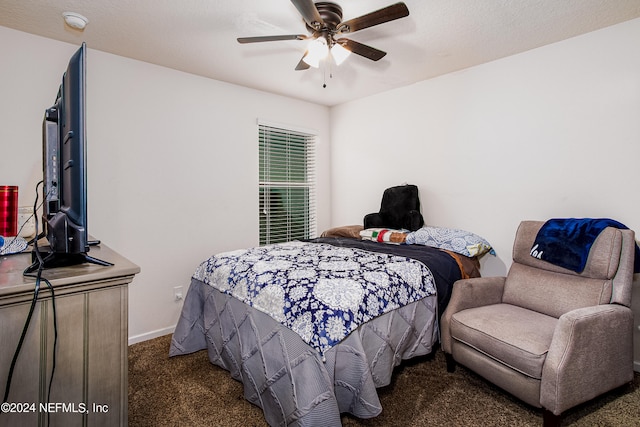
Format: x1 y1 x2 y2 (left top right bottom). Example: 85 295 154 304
169 225 490 426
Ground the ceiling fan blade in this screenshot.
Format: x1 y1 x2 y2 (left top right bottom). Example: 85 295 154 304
337 38 387 61
290 0 324 29
237 34 308 44
337 2 409 33
295 54 311 71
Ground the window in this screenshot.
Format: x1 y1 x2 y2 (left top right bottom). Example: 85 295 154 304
259 122 316 245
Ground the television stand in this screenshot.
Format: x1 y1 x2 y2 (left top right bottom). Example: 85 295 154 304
0 242 139 426
24 248 113 274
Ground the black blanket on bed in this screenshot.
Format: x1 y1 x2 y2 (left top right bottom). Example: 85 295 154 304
307 237 463 314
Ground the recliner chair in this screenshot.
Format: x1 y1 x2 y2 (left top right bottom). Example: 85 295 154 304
441 220 636 426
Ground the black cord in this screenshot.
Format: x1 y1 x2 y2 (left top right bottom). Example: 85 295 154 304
27 182 59 426
2 273 40 403
3 181 59 427
29 274 57 427
24 184 59 425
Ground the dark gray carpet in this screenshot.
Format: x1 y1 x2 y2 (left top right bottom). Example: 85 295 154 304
129 334 639 426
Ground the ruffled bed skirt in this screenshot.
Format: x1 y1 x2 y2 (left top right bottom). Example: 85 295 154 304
170 278 438 426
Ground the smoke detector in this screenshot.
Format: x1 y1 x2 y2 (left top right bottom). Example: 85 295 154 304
63 12 89 30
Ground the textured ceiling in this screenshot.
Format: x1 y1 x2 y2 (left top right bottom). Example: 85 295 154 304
1 0 639 106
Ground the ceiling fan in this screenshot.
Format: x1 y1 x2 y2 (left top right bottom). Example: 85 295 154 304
237 1 410 70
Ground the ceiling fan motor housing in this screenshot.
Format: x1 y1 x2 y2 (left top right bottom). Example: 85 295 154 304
307 2 343 31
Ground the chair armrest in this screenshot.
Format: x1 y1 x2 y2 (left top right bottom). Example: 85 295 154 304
440 276 505 354
540 304 634 415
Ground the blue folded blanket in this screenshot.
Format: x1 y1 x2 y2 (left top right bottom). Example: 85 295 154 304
531 218 640 273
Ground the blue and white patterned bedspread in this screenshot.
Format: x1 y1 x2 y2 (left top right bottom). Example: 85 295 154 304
193 241 436 357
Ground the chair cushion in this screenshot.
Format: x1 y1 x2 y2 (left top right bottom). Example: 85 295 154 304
450 304 557 379
503 263 612 318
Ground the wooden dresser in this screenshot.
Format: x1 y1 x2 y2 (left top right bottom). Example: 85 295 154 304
0 243 139 426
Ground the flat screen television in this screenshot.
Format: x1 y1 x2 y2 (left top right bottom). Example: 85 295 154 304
26 42 110 272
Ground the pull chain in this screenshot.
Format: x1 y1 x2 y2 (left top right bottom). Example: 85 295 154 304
323 58 334 88
323 62 327 88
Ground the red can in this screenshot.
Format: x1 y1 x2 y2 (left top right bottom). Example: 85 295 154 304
0 186 18 236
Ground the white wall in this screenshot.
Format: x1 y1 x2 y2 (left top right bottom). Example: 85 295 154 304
3 18 640 366
0 26 332 343
330 18 640 369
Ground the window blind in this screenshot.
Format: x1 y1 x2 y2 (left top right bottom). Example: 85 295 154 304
259 123 316 245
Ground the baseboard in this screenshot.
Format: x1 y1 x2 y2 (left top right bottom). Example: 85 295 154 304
128 325 175 346
635 360 640 373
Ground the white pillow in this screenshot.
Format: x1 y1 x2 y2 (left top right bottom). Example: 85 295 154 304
405 226 493 257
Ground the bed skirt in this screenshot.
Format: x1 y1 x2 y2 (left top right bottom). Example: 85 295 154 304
170 278 438 426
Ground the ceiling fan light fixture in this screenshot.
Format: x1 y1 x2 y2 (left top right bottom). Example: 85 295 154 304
303 37 328 68
301 51 319 68
331 42 351 65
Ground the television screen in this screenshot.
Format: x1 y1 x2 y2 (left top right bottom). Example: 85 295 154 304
48 42 88 254
27 42 110 272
